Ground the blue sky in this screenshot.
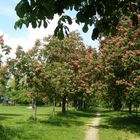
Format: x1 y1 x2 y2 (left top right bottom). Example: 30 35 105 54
0 0 99 51
0 0 28 37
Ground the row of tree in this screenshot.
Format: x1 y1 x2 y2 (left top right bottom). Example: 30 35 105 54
99 16 140 114
0 16 140 119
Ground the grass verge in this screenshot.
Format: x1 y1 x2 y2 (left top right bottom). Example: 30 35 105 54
99 109 140 140
0 105 95 140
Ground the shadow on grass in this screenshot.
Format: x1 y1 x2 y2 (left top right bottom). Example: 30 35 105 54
37 113 50 116
108 115 140 134
0 114 22 121
0 125 21 140
69 111 95 118
40 117 85 127
39 110 95 127
0 113 22 116
99 110 140 136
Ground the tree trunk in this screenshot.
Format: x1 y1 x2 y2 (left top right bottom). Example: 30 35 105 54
32 99 37 120
62 95 67 114
66 99 68 111
82 100 85 110
136 105 138 116
52 96 55 116
113 98 122 111
77 100 83 110
128 102 132 114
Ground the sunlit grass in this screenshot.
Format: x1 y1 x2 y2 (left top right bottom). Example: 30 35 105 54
0 105 95 140
99 109 140 140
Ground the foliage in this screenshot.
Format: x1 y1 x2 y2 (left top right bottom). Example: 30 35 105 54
6 78 31 104
43 32 98 112
66 47 98 110
0 36 12 104
41 31 97 112
7 31 98 113
98 15 140 111
15 0 140 40
0 36 11 86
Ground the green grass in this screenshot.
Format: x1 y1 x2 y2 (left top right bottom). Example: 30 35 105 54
99 109 140 140
0 105 95 140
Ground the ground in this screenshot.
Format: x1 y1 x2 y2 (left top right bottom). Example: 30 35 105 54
85 112 101 140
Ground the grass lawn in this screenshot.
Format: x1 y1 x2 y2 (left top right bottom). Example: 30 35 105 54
99 109 140 140
0 105 95 140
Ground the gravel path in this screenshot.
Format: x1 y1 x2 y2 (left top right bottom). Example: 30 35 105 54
85 113 101 140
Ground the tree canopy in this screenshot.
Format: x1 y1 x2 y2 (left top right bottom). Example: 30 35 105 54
98 15 140 111
15 0 140 40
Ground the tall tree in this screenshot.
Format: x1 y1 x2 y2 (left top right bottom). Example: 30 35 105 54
0 36 12 104
67 47 98 110
9 45 49 120
42 31 85 113
98 16 140 111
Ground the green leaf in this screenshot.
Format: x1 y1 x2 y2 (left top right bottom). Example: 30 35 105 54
32 21 37 28
82 24 88 33
54 26 59 36
14 20 23 29
97 3 104 16
38 20 42 28
76 12 85 23
58 26 64 40
61 16 66 23
15 1 25 18
23 17 30 27
91 28 99 40
58 30 64 40
75 19 80 24
43 20 48 28
66 16 72 25
64 25 69 36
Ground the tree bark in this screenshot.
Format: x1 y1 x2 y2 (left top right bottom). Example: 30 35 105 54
32 99 37 120
128 102 132 114
113 97 122 111
62 95 67 114
135 105 138 116
52 96 55 116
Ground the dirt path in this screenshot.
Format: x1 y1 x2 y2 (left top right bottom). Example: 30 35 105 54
85 113 101 140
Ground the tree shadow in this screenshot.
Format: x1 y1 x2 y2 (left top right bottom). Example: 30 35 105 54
0 125 21 140
108 115 140 134
39 110 95 127
40 117 85 127
69 111 95 118
0 114 22 121
0 116 9 121
37 113 50 116
99 110 140 136
0 113 22 116
52 110 95 119
100 109 134 118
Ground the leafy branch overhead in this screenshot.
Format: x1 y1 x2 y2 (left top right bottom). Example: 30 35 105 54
15 0 140 40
